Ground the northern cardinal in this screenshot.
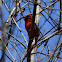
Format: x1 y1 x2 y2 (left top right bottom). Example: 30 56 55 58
24 14 39 51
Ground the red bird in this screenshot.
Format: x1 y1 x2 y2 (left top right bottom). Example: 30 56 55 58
24 14 39 51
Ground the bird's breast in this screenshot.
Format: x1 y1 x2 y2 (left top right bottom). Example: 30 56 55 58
25 21 31 33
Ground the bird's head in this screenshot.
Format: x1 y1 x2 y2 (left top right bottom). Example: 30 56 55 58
24 14 32 21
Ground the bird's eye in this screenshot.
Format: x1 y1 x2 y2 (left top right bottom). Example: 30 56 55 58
24 16 29 21
26 16 29 18
25 16 29 19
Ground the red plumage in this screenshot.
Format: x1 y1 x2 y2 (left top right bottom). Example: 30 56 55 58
24 14 39 51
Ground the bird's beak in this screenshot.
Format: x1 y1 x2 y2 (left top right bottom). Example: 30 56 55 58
23 16 26 21
23 16 26 18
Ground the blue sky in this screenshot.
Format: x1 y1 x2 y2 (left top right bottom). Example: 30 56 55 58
0 0 61 62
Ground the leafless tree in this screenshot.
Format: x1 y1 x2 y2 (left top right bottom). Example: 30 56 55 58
0 0 62 62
